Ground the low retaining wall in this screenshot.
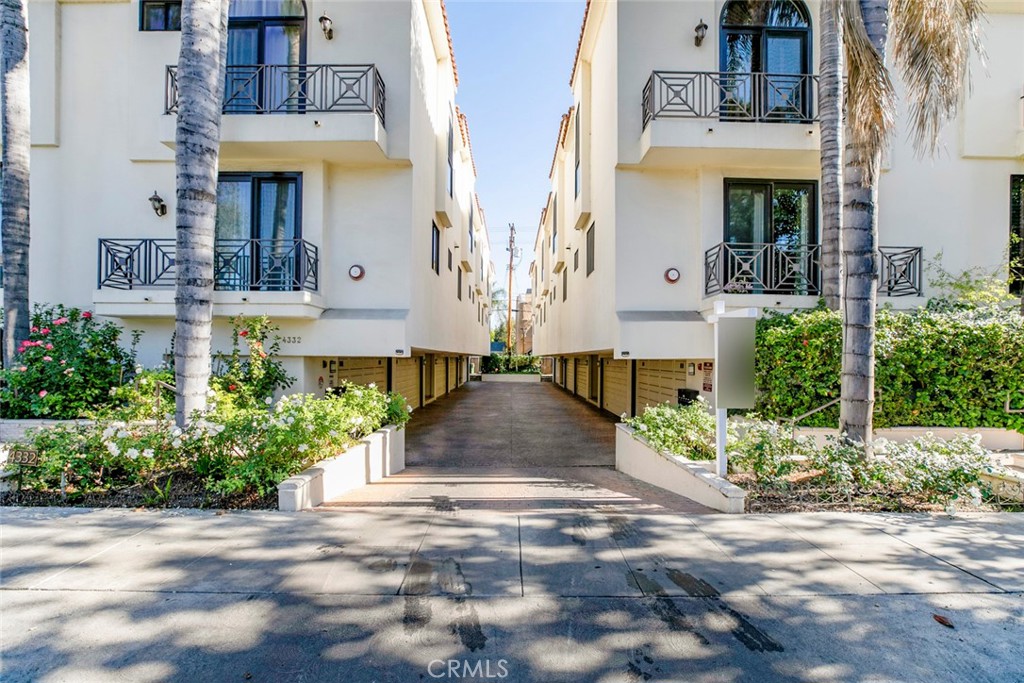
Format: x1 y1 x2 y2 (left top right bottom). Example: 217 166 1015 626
792 426 1024 451
615 424 746 514
277 425 405 511
0 419 92 444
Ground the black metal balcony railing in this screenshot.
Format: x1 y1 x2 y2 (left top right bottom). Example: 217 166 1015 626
97 238 319 293
165 64 385 126
703 243 923 297
643 71 819 128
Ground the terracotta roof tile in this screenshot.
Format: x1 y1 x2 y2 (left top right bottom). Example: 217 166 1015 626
456 107 477 177
569 0 593 87
547 106 574 179
439 0 459 87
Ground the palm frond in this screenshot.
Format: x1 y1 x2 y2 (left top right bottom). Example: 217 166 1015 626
842 0 897 185
889 0 987 156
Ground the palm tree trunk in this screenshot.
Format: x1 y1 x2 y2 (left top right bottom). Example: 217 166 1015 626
1 0 31 370
820 0 844 310
840 0 889 449
174 0 229 426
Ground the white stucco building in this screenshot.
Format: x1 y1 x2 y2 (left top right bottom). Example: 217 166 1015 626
16 0 494 408
531 0 1024 417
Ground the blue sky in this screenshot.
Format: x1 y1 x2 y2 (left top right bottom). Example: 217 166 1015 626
445 0 586 303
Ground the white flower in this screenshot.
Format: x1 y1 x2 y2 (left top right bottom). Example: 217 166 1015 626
172 427 182 438
102 427 116 439
106 442 120 457
134 365 143 374
142 449 155 459
286 416 295 424
206 388 216 397
117 430 130 439
297 444 309 452
406 405 413 413
329 430 339 438
265 397 273 405
305 423 314 431
126 448 140 460
140 377 150 386
172 438 182 449
368 383 376 390
353 416 364 426
215 424 225 433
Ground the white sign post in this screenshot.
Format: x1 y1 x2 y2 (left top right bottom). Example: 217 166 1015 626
708 301 757 477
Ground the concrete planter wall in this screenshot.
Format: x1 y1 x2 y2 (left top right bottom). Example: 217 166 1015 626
0 419 93 444
791 426 1024 451
277 425 405 511
615 424 746 514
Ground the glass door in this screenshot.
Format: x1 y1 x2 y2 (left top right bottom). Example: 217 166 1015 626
764 32 808 120
226 1 306 113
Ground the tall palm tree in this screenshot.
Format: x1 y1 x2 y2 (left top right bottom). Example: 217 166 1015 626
1 0 30 370
837 0 985 448
174 0 229 426
819 0 843 310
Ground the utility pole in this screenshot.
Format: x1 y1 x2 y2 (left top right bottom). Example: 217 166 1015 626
506 223 515 357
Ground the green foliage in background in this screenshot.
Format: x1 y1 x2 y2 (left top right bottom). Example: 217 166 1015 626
482 354 540 374
755 307 1024 430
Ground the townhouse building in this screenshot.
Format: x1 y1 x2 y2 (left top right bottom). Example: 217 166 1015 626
16 0 494 408
532 0 1024 417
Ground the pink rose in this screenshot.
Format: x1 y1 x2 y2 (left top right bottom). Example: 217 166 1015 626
53 317 70 326
38 390 48 398
39 328 50 335
45 343 54 350
18 366 27 372
82 312 92 319
30 326 39 333
43 356 53 362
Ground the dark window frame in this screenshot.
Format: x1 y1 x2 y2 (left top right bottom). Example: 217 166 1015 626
447 116 454 198
574 105 581 198
457 266 463 300
552 195 558 255
140 0 182 31
562 267 567 302
586 224 595 276
574 249 579 272
722 178 819 245
431 223 441 275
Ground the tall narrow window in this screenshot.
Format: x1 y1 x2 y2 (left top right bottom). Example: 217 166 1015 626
574 106 581 198
216 172 301 291
447 117 454 197
431 223 441 275
562 268 567 302
720 0 812 121
457 266 463 300
469 209 475 253
141 0 182 30
586 224 595 275
552 195 558 254
1012 175 1023 294
225 0 307 113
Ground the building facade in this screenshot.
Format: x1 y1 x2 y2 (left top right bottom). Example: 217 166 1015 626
18 0 494 408
532 0 1024 417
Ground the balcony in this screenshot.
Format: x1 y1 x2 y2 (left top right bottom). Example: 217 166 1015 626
703 243 923 298
160 64 388 162
94 238 323 319
639 71 820 168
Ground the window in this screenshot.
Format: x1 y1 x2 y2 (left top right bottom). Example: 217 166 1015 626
562 268 567 302
720 0 812 121
448 248 453 271
552 195 558 255
1012 176 1023 294
469 209 475 253
457 266 463 300
141 1 181 31
724 179 818 293
431 223 441 275
574 105 581 198
225 0 307 113
215 172 301 290
447 117 454 197
586 224 595 276
574 249 579 272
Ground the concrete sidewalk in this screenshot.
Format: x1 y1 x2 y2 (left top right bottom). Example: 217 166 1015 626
2 507 1022 682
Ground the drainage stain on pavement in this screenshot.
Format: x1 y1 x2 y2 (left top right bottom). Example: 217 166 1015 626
402 554 433 633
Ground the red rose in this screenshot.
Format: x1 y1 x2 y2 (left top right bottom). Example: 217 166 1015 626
239 330 249 337
802 339 808 346
228 384 237 391
82 312 92 319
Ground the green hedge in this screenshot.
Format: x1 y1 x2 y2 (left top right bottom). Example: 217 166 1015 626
482 354 540 374
755 307 1024 431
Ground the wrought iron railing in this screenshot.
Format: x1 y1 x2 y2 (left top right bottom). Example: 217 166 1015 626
703 243 923 297
165 64 385 126
643 71 819 128
97 238 319 292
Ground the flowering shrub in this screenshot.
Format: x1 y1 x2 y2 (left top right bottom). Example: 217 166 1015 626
17 381 414 501
878 433 991 504
210 316 294 413
730 419 815 485
0 305 139 418
623 400 717 461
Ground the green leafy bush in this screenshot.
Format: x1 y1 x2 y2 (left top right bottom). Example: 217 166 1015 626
0 305 139 418
624 400 717 461
877 433 990 503
482 354 540 374
210 316 294 413
730 419 815 485
755 307 1024 430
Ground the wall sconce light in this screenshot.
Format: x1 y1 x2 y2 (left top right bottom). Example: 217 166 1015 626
694 19 708 47
148 191 167 217
348 264 365 281
318 13 334 40
664 267 681 284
